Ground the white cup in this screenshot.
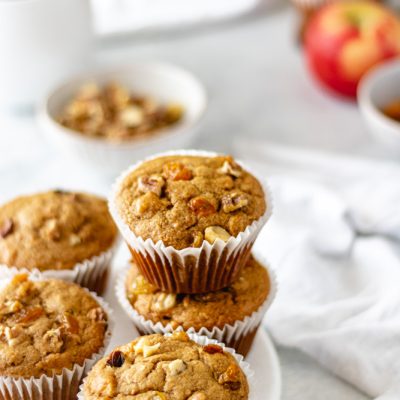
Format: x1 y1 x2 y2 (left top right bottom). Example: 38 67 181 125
0 0 93 109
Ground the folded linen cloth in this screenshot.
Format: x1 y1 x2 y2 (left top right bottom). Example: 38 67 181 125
235 140 400 399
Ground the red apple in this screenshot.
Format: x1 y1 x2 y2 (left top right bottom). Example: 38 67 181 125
304 0 400 98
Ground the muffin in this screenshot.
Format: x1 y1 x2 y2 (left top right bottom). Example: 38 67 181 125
0 190 118 294
110 150 272 293
0 274 112 400
79 332 251 400
117 255 276 356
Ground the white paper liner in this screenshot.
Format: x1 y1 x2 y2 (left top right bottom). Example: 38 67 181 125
0 277 114 400
116 253 277 356
76 332 255 400
109 149 273 293
0 238 119 295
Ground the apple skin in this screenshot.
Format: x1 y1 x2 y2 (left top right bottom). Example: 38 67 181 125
304 0 400 98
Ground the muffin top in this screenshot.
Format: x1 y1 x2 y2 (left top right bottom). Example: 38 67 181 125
0 190 118 271
126 256 270 330
0 274 108 378
83 332 249 400
114 154 266 249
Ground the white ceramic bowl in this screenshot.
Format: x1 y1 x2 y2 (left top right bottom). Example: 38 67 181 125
358 59 400 152
38 62 207 177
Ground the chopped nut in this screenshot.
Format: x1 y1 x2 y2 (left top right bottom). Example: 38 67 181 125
152 293 176 312
78 82 100 100
106 350 125 368
203 344 224 355
164 359 186 376
138 175 165 197
43 218 61 241
2 326 22 347
143 342 161 357
0 218 13 238
105 83 130 109
221 193 249 213
87 307 107 322
17 307 44 324
43 328 64 353
171 331 190 342
188 393 207 400
153 393 167 400
204 226 231 244
133 337 161 357
69 234 82 246
163 162 192 181
119 105 144 128
218 161 242 178
189 197 216 218
62 313 80 335
134 192 164 216
0 300 23 315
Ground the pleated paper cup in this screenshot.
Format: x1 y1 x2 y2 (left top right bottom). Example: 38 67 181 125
77 332 255 400
0 239 119 295
116 254 277 357
109 149 273 294
0 285 114 400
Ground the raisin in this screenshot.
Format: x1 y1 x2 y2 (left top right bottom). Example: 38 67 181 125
203 344 224 354
0 218 13 239
106 350 125 368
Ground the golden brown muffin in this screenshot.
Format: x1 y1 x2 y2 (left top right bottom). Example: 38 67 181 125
0 190 118 271
114 154 266 249
0 274 108 378
83 332 249 400
126 256 270 330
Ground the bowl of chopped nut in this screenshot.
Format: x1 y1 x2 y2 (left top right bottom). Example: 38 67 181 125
38 62 207 176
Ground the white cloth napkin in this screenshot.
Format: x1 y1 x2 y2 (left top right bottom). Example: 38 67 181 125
235 140 400 399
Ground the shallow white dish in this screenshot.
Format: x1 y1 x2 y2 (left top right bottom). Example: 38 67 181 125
38 62 207 178
104 244 282 400
358 59 400 152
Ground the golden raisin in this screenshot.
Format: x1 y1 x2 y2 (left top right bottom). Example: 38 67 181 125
17 307 44 324
63 314 80 334
163 162 192 181
189 197 216 218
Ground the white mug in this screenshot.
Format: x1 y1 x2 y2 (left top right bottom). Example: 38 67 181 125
0 0 93 109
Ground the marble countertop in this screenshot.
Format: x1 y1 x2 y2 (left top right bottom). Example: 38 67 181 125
0 4 380 399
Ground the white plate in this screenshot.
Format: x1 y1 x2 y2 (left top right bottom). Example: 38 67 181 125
103 245 282 400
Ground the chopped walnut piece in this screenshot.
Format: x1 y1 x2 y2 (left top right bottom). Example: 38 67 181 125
163 162 192 181
43 218 61 241
0 218 13 239
164 359 186 376
0 300 23 315
204 226 231 244
189 197 216 218
2 326 23 347
106 350 125 368
138 175 165 197
17 307 44 324
221 192 249 213
87 307 107 322
218 161 242 178
152 293 176 312
43 328 64 353
203 344 224 355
